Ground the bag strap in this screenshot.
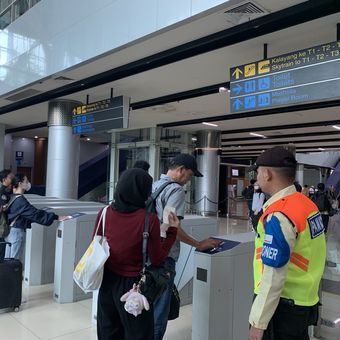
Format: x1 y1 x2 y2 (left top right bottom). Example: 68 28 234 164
94 206 109 237
141 180 179 268
142 211 150 268
7 195 22 227
8 194 21 207
151 181 177 201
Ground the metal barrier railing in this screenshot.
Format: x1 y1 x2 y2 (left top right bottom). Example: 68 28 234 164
185 195 250 219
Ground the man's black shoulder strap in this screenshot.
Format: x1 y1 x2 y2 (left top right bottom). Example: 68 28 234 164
151 181 177 201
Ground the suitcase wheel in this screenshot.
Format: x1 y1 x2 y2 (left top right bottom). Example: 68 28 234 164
13 306 20 312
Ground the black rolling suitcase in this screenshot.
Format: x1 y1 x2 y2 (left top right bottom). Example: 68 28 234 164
0 241 22 311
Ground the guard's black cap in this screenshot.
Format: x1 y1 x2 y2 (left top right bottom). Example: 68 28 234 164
248 146 297 172
169 154 203 177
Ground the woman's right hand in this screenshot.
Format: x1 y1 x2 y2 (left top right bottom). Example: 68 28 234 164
168 212 180 228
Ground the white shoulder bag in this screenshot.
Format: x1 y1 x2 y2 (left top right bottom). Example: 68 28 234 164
73 206 110 293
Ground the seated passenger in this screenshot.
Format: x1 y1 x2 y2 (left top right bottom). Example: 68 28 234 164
5 174 65 261
96 168 179 340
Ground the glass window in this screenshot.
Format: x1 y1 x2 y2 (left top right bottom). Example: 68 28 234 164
119 128 150 143
0 0 12 13
0 7 11 29
118 147 149 175
13 0 29 20
161 129 185 143
159 147 181 175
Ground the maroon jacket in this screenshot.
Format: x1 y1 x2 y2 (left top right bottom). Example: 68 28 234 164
94 206 177 277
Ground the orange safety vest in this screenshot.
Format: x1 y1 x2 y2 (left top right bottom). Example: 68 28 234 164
254 192 326 306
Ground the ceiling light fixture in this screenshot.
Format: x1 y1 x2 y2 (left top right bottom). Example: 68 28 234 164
318 148 325 151
250 132 267 138
86 137 91 141
218 87 228 93
202 122 218 127
34 136 38 139
332 125 340 130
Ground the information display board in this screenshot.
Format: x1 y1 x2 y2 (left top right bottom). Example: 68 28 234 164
72 95 130 134
230 41 340 113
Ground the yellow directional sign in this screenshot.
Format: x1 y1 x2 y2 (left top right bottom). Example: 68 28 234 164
244 63 256 77
258 60 270 74
232 67 243 80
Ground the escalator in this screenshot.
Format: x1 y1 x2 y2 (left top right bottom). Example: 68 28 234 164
78 149 109 198
30 149 110 199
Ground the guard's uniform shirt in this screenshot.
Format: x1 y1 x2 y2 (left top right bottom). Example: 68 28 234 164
249 185 326 329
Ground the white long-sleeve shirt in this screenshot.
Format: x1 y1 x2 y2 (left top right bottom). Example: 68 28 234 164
252 192 265 215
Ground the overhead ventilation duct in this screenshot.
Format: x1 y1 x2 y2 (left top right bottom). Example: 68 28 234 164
5 88 42 101
223 1 269 25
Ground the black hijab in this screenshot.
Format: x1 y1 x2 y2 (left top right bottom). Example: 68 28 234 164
113 168 153 212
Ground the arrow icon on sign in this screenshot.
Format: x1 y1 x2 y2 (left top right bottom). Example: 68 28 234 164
233 98 243 110
232 84 242 95
232 67 243 79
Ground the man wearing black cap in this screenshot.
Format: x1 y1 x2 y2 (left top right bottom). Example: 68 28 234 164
248 146 326 340
152 153 220 340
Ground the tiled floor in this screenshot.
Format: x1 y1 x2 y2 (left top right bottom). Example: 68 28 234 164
0 216 335 339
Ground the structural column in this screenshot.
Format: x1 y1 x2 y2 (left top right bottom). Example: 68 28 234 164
46 100 81 199
296 164 304 186
149 127 161 181
108 131 119 202
195 130 221 215
0 124 5 170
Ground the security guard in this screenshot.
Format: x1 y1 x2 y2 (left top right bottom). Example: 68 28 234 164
248 146 326 340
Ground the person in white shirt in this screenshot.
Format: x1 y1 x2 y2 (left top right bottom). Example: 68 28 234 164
251 184 265 231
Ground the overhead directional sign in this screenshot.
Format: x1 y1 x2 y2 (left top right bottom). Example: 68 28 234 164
230 41 340 113
72 96 130 134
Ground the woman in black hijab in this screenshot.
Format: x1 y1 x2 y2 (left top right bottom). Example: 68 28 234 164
113 168 152 212
96 168 179 340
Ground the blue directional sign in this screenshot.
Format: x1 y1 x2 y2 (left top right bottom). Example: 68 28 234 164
72 96 130 134
258 77 270 91
232 84 242 95
245 96 256 109
230 40 340 113
244 80 256 93
258 93 270 107
232 98 243 110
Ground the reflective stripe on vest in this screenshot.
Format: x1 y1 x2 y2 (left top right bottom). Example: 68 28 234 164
254 192 326 306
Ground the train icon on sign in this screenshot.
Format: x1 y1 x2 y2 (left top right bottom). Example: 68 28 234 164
258 60 270 74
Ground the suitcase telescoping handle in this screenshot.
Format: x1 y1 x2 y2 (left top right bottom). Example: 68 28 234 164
0 241 11 247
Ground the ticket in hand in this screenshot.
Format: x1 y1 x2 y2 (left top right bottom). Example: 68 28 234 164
163 206 176 224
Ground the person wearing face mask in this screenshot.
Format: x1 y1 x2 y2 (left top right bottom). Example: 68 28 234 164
5 174 65 262
250 183 266 232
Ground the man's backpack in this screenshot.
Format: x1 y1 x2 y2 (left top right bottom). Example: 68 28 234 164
0 195 20 239
145 181 177 215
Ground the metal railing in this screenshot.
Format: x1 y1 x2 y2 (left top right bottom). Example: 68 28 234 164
185 195 249 219
0 0 40 30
